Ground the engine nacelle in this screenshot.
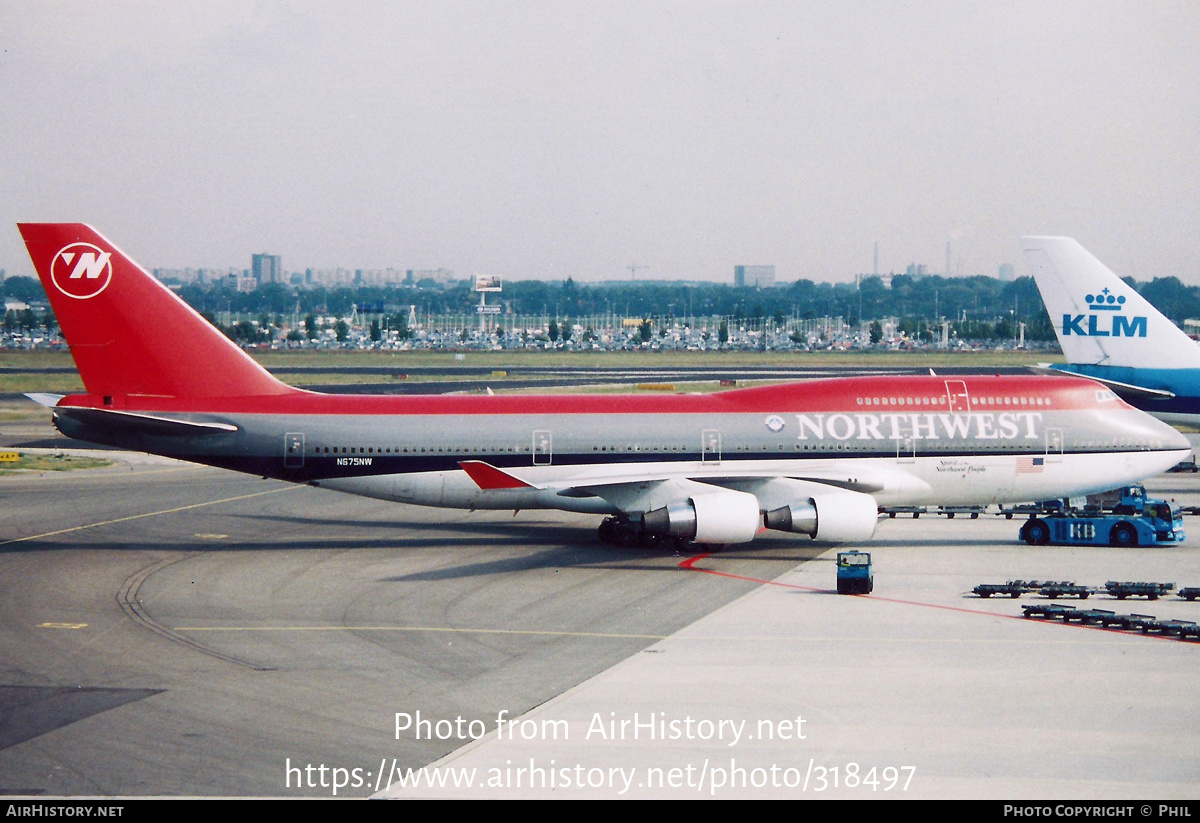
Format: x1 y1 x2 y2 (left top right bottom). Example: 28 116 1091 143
642 489 761 545
763 491 878 542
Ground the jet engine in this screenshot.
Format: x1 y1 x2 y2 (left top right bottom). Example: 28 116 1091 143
763 491 878 542
642 489 761 545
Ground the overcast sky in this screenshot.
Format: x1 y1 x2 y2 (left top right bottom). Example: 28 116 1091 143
2 1 1197 285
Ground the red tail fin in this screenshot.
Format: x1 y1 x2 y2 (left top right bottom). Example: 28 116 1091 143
19 223 293 400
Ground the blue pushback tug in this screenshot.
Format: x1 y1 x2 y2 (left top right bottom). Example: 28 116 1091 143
836 550 873 594
1018 485 1186 547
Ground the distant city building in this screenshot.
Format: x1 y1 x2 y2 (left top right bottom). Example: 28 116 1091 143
307 268 354 286
252 253 283 286
153 261 452 290
153 267 239 285
356 268 410 287
734 265 775 288
408 268 458 287
998 263 1014 281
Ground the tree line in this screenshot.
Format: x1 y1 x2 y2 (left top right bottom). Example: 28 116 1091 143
7 270 1200 344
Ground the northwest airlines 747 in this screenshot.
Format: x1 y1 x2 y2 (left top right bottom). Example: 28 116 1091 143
19 224 1190 547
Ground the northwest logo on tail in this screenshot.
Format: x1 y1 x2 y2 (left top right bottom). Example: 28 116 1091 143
1061 288 1146 338
50 242 113 299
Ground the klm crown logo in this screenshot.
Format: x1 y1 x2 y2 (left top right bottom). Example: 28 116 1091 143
1062 288 1147 338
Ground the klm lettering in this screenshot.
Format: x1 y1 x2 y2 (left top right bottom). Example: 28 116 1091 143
1061 313 1147 337
793 412 1043 441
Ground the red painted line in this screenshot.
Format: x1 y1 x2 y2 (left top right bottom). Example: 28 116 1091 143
676 553 1197 642
678 553 825 593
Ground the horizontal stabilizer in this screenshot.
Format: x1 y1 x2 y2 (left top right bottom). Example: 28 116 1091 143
54 406 239 437
25 392 65 408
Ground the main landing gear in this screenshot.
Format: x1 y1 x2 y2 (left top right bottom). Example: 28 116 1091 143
597 516 699 551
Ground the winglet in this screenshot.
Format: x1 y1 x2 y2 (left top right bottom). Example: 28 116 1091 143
458 460 536 490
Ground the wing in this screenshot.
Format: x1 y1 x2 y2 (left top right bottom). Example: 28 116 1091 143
459 460 921 544
1034 364 1175 400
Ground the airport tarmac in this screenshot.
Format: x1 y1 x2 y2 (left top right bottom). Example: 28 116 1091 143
0 445 1197 798
381 475 1200 799
0 453 821 797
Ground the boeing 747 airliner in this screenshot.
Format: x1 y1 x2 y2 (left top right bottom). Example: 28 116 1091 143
19 224 1189 547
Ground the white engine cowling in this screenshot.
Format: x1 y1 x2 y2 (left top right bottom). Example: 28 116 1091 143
642 489 761 545
763 490 878 542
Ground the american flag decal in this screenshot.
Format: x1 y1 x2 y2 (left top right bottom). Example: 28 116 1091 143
1016 456 1045 474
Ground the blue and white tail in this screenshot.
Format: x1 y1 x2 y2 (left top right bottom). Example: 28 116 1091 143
1022 236 1200 370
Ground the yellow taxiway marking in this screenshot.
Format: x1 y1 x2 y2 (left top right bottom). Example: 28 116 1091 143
38 622 88 629
0 486 297 546
175 625 667 640
194 533 228 539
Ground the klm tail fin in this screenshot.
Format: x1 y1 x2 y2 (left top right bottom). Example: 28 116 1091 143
19 223 295 401
1022 236 1200 370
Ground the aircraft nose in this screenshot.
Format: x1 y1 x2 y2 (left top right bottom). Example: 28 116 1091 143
1164 421 1191 451
1111 404 1191 453
1139 411 1191 451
